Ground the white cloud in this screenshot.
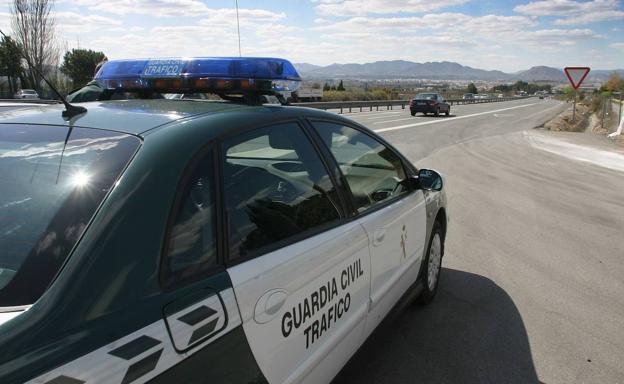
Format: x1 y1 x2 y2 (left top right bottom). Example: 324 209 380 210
67 0 286 21
313 13 537 35
69 0 210 17
514 0 624 25
0 12 10 33
55 12 122 33
315 0 468 16
611 42 624 50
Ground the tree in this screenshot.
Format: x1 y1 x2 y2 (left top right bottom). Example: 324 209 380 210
467 83 478 94
60 49 107 88
323 82 330 91
11 0 59 94
337 80 345 91
0 35 24 94
512 80 529 92
602 73 624 93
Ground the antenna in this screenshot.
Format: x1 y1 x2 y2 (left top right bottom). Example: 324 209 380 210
0 29 86 119
235 0 242 57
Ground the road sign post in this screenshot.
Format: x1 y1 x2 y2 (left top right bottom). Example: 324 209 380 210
572 91 577 122
564 67 590 123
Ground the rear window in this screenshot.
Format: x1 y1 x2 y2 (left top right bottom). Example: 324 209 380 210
414 93 438 100
0 124 140 307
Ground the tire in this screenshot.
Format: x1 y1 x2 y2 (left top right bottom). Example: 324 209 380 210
417 222 443 305
445 108 450 116
434 108 440 117
411 111 415 116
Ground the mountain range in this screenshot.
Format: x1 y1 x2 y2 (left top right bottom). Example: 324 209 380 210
294 60 623 83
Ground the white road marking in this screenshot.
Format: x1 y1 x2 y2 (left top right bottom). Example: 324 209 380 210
373 116 417 124
360 112 404 120
373 102 540 133
527 132 624 173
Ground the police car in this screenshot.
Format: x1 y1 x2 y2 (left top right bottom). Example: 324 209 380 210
0 57 448 384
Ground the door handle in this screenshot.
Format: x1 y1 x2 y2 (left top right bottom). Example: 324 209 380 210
373 228 386 245
254 289 288 324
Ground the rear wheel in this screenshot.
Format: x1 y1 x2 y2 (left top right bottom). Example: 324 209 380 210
434 107 440 117
445 108 450 116
417 222 443 305
411 111 416 116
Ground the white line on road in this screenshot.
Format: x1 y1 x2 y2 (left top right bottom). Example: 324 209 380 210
359 112 404 120
526 131 624 172
373 102 541 133
373 116 417 124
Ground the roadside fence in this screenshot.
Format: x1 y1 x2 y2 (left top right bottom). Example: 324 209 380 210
292 96 534 114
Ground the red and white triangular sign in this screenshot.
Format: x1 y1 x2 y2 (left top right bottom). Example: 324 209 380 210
564 67 590 89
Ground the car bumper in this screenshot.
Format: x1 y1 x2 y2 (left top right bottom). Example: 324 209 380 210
410 105 436 113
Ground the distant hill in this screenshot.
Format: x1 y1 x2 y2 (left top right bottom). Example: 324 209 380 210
294 60 623 83
299 60 510 80
515 66 566 82
293 63 323 73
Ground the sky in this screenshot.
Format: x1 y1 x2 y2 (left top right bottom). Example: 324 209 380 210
1 0 623 72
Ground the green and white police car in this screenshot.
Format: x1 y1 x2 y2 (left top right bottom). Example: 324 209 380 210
0 57 448 384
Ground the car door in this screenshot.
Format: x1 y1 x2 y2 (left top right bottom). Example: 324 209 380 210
222 121 371 384
150 146 267 383
310 121 427 335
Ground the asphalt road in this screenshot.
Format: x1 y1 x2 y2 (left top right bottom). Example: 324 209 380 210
332 98 624 384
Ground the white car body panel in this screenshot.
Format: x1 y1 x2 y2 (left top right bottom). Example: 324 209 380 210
360 190 427 335
227 219 371 384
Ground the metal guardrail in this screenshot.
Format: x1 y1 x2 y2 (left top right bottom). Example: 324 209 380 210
292 96 535 114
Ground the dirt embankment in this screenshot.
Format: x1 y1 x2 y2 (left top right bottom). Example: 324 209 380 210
542 102 590 132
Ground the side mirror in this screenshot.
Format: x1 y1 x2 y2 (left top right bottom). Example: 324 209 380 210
412 169 443 191
371 189 392 202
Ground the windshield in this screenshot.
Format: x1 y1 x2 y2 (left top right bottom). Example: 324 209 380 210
414 93 437 100
0 125 140 307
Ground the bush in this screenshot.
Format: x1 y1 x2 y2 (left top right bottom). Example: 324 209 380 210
321 88 396 101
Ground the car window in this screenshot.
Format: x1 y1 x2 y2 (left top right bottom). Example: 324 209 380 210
0 124 140 307
312 122 409 213
162 150 218 288
222 122 341 261
415 93 437 100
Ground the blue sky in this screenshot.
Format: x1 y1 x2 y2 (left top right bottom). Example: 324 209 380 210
1 0 623 72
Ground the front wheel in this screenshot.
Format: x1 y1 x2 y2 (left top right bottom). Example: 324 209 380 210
445 108 450 116
417 222 443 305
434 108 440 117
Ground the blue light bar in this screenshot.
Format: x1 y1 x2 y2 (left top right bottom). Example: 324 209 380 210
95 57 301 94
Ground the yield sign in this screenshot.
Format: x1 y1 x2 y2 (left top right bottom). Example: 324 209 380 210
564 67 590 89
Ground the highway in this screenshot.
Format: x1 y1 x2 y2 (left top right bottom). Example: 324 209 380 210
332 99 624 383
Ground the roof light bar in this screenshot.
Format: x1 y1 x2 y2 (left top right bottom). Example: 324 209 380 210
95 57 301 95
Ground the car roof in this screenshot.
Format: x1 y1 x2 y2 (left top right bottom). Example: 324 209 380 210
0 99 350 137
0 99 261 136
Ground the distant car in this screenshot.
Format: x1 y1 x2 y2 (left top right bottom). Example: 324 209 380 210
462 93 474 100
410 93 451 117
14 89 39 100
497 94 504 98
